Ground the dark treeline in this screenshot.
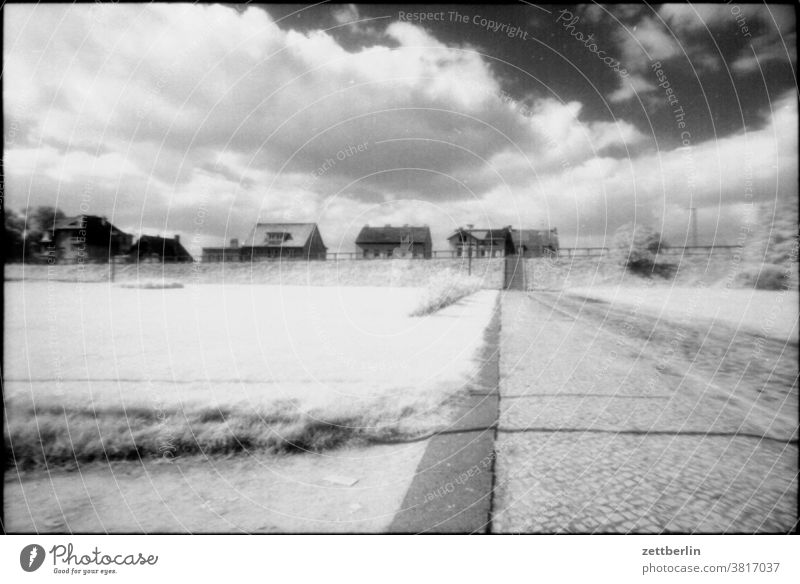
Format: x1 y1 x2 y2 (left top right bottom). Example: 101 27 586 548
3 206 65 262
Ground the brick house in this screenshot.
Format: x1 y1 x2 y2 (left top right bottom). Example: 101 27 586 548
355 225 432 259
48 215 133 262
447 226 516 258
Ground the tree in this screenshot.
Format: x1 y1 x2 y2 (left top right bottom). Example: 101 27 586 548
743 197 799 266
4 208 26 262
21 206 66 259
737 197 799 290
612 222 673 277
27 206 66 235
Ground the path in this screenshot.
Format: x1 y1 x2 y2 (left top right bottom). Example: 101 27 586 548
491 291 798 533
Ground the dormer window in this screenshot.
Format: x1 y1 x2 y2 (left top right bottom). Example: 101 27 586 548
266 232 291 244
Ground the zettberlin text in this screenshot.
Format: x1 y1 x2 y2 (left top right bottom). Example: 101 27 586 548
642 546 701 556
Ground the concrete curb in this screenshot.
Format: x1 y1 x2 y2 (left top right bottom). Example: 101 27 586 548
388 298 501 533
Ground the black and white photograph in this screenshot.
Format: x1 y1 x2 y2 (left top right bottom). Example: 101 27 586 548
1 0 798 562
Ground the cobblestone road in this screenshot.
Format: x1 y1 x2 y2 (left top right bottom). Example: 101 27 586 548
492 292 798 533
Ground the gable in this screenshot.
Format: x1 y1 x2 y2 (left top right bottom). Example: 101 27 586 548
356 226 431 245
246 223 317 247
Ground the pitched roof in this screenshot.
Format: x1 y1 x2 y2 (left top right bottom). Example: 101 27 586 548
245 223 322 248
55 215 127 235
355 225 431 244
132 235 193 261
54 216 85 230
447 227 512 241
511 229 559 246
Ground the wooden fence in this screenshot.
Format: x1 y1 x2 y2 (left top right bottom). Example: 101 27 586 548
19 245 744 265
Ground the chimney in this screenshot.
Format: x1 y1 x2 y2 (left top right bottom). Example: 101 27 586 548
174 234 180 243
466 224 474 230
230 238 239 248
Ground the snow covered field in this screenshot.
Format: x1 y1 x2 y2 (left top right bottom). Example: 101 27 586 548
566 285 798 343
5 282 497 427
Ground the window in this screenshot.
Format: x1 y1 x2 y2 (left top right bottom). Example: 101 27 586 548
266 232 291 244
386 249 393 258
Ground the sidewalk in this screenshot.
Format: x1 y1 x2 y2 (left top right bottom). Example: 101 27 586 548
491 291 798 533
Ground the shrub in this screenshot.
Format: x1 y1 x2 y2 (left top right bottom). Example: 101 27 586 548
734 264 788 290
742 198 799 266
118 280 184 289
612 223 675 277
410 270 483 316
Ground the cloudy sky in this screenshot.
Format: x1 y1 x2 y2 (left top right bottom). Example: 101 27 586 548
4 3 797 255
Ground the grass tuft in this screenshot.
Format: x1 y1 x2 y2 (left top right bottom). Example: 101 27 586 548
410 270 483 316
4 394 458 469
118 280 184 289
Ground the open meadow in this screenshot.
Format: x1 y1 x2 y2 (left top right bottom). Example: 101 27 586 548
4 281 498 468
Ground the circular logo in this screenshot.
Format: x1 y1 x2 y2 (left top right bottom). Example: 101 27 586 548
20 544 46 572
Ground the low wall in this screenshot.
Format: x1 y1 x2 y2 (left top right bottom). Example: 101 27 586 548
5 258 505 289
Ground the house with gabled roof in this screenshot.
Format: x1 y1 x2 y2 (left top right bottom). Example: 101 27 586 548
511 228 559 257
48 215 133 262
129 234 193 263
447 225 516 258
240 222 327 261
355 224 432 259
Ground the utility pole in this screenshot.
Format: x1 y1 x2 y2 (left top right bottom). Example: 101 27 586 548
689 207 698 247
